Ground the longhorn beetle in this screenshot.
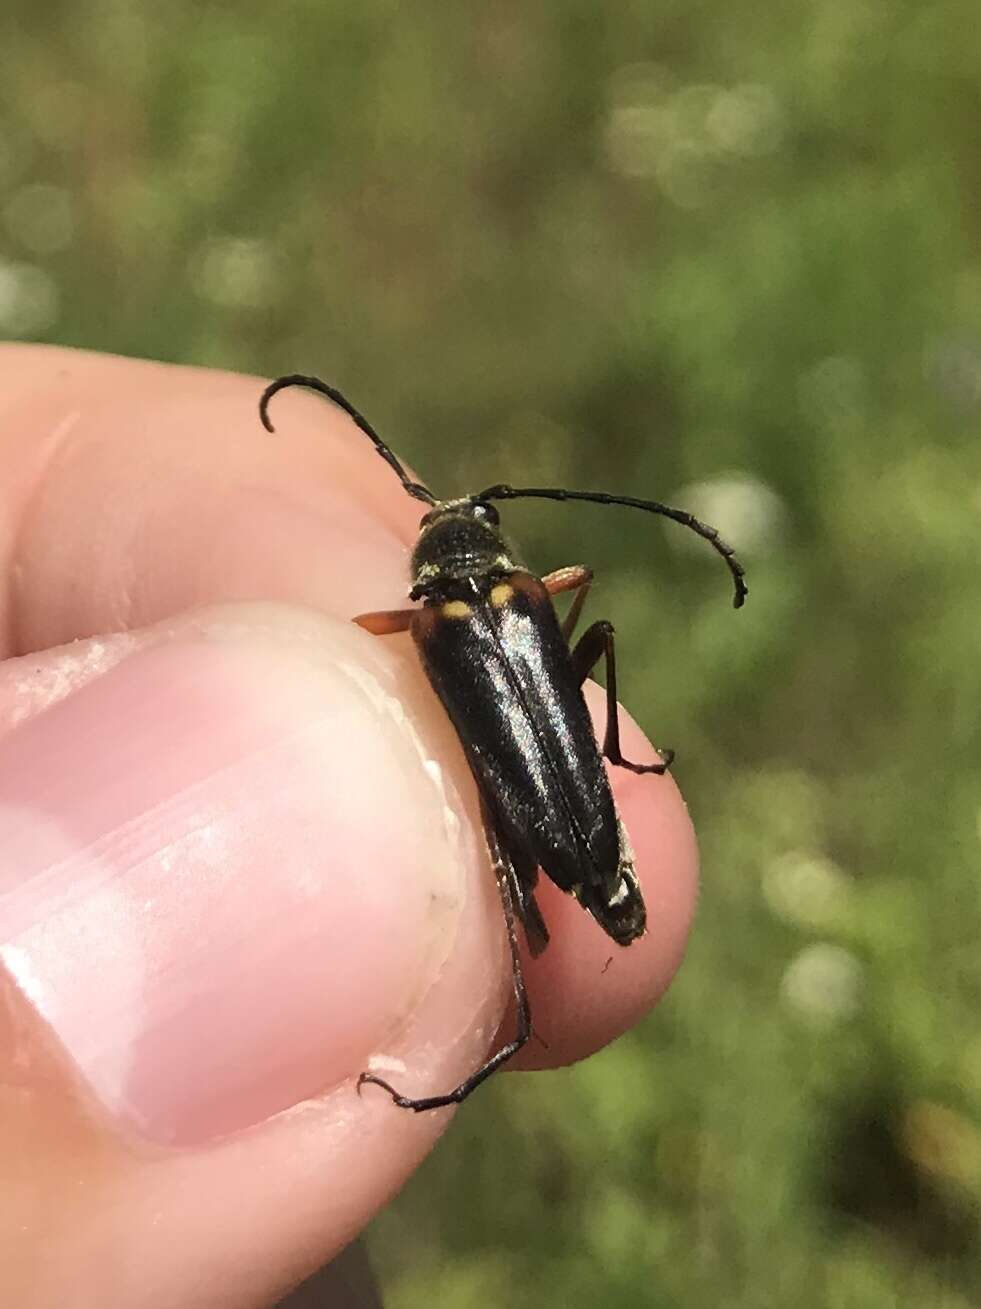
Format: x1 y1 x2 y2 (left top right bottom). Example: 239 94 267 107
259 374 747 1112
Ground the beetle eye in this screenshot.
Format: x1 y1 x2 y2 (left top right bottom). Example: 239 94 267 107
474 501 500 526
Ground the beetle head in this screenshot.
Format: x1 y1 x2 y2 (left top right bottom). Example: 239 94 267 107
410 499 517 600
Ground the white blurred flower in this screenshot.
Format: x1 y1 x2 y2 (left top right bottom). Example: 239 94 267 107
670 472 787 555
604 104 669 178
705 84 783 156
194 236 276 309
0 259 59 334
780 943 863 1027
763 851 852 930
604 69 782 191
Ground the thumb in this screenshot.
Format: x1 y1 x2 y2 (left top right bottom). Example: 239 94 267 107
0 603 506 1307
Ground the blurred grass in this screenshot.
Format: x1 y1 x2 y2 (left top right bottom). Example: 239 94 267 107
3 3 979 1305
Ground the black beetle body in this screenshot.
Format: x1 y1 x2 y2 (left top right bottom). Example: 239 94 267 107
259 374 746 1111
409 505 645 949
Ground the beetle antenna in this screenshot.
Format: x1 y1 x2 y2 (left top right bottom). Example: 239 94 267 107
259 374 436 506
477 484 748 608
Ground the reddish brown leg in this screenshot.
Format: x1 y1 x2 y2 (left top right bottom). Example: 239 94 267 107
541 565 593 643
353 608 414 635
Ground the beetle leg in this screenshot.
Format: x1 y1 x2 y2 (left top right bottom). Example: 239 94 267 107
570 620 674 775
352 608 414 635
542 565 593 642
357 803 533 1111
490 818 549 957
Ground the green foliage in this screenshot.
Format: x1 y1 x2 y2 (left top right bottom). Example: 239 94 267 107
3 3 979 1303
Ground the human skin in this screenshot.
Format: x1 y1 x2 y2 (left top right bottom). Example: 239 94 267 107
0 345 698 1308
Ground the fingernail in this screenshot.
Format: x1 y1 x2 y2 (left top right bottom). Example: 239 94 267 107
0 606 471 1146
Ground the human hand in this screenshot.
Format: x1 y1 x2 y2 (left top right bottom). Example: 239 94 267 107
0 345 698 1307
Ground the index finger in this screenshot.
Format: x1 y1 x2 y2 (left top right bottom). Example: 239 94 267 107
0 343 419 657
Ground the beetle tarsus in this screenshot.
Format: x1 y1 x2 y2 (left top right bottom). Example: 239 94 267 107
608 751 673 776
357 1072 441 1112
357 1031 530 1111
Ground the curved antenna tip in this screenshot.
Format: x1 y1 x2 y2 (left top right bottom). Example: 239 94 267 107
479 482 749 608
257 373 437 507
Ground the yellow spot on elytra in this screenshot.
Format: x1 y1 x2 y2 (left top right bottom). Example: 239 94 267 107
442 600 471 619
490 582 514 607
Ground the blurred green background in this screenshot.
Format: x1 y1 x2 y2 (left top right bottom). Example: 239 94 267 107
3 3 979 1305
